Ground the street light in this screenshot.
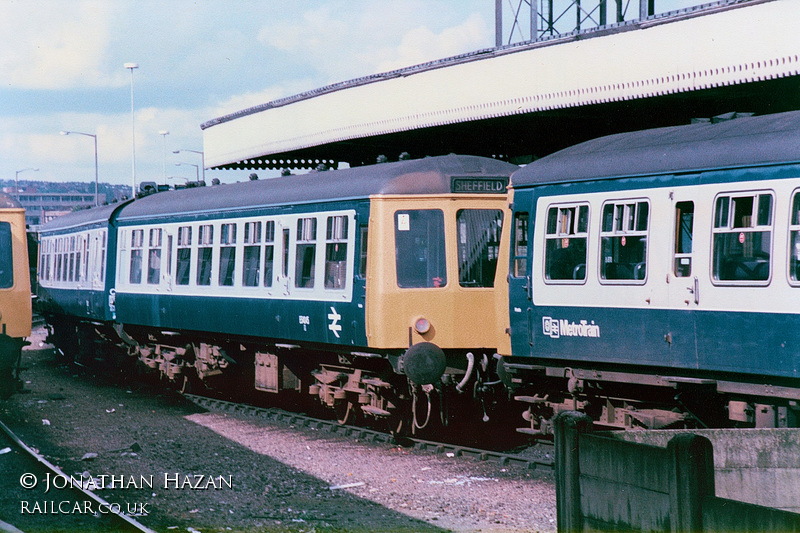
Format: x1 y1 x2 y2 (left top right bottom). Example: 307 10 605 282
60 130 99 206
172 149 205 184
175 162 199 183
124 62 139 199
14 167 39 201
158 130 169 183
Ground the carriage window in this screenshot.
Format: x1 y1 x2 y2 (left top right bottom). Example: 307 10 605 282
295 217 317 288
600 200 649 282
243 221 261 287
790 192 800 284
219 223 237 286
100 230 106 283
457 209 503 287
196 225 213 286
264 221 275 288
325 215 348 290
129 229 144 284
0 222 12 289
147 228 162 284
68 236 76 282
395 209 446 288
544 204 588 282
712 192 772 283
176 226 192 286
512 212 529 277
673 202 694 277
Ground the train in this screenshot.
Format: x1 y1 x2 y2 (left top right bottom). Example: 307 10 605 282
0 193 32 399
36 110 800 435
36 154 516 433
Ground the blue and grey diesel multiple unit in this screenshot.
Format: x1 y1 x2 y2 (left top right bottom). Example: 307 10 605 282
504 110 800 432
38 155 517 430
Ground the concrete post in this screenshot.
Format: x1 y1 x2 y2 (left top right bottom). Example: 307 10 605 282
554 411 593 533
668 434 715 533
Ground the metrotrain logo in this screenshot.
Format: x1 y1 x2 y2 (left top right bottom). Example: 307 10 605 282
542 316 601 339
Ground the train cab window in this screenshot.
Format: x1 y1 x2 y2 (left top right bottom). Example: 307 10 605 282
219 223 237 286
147 228 162 284
712 192 773 283
196 225 213 286
512 212 528 277
0 222 12 289
129 229 144 284
325 215 348 290
600 200 649 282
673 202 694 277
789 192 800 284
394 209 446 288
457 209 503 287
263 221 275 288
544 204 588 282
243 221 261 287
176 226 192 286
295 217 317 288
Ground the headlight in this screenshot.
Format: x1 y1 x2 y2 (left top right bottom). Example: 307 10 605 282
414 317 431 334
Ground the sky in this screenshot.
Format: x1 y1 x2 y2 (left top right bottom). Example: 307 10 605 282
1 0 700 192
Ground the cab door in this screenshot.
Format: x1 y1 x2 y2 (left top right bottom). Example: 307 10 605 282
508 207 532 353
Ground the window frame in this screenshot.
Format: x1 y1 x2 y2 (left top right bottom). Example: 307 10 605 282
598 198 650 285
710 189 774 286
542 203 589 285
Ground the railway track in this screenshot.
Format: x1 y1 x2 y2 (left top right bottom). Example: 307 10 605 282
0 418 155 533
182 393 555 471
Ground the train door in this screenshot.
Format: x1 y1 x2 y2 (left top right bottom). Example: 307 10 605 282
668 199 699 308
508 206 532 352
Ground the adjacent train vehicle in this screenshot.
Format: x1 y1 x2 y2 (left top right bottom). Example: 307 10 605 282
0 193 31 399
503 110 800 432
37 155 517 431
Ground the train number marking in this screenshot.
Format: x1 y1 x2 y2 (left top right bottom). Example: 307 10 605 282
299 315 310 331
328 307 342 338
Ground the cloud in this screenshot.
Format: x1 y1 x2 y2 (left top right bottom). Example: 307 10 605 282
0 1 119 90
257 2 491 85
375 13 489 72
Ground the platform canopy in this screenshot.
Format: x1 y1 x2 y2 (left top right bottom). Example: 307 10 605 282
202 0 800 170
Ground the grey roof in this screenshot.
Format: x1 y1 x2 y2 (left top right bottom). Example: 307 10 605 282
117 155 517 222
511 110 800 187
39 201 130 233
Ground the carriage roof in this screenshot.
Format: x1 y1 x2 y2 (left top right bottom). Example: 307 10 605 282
511 110 800 187
116 154 517 222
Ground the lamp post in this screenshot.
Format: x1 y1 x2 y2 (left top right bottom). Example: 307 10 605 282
60 130 99 206
175 162 199 183
14 168 39 201
124 62 139 199
172 149 205 184
158 130 169 184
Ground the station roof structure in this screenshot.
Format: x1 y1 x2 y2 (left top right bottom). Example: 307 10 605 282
201 0 800 170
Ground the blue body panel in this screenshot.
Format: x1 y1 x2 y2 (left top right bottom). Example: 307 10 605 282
518 305 799 379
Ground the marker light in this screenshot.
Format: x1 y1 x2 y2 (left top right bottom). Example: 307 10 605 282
414 317 431 335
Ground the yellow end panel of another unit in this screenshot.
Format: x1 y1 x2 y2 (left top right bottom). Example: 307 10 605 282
365 195 510 353
0 207 32 338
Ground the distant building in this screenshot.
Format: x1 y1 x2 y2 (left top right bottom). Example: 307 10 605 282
16 192 104 229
